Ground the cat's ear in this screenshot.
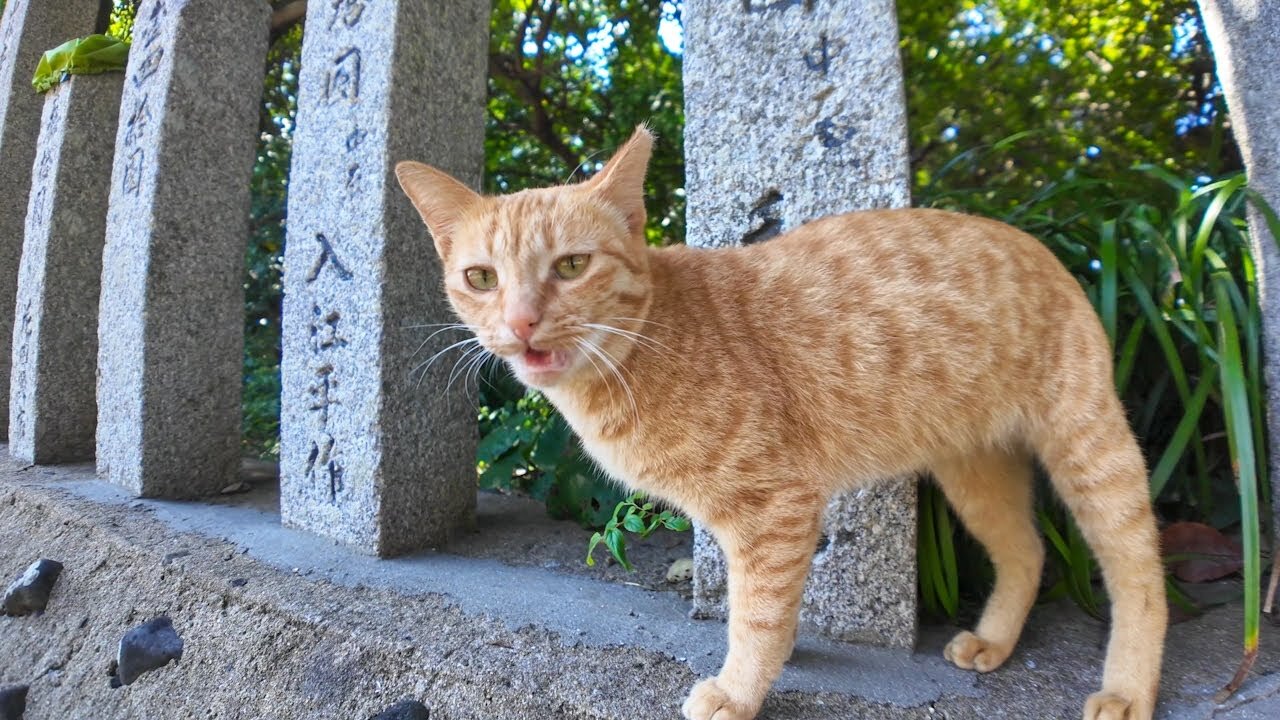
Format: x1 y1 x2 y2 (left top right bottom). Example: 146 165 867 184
582 125 653 239
395 161 482 258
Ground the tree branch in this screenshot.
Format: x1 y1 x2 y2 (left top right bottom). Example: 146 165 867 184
271 0 307 39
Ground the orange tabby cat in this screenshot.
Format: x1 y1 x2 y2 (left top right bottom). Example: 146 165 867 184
395 127 1166 720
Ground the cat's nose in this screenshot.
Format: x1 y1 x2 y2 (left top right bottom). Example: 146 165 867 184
505 307 541 342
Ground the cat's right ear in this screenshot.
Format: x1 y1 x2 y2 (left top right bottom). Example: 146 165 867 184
395 161 482 258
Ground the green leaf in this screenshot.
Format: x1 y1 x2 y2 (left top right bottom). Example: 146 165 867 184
478 451 522 491
531 413 572 469
585 532 603 567
664 516 692 532
604 527 632 571
32 35 130 93
623 513 646 533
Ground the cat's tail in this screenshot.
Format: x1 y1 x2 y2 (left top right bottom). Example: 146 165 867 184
1030 380 1166 720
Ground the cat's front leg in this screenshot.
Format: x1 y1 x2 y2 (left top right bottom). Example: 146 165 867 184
682 511 821 720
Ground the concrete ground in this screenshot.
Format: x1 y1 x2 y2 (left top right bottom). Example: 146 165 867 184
1 453 1278 719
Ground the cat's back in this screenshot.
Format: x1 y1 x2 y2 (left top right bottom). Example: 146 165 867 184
643 207 1106 477
746 207 1076 302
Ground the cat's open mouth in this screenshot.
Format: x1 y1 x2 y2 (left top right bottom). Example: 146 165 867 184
517 347 571 382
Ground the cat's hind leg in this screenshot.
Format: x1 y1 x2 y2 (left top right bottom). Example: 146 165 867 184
931 448 1043 673
1032 392 1165 720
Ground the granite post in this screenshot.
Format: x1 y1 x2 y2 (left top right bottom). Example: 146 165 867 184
9 73 122 463
96 0 269 496
1197 0 1280 586
280 0 487 556
0 0 104 438
683 0 917 647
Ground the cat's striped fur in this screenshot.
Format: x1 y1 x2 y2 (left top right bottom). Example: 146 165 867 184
395 127 1166 720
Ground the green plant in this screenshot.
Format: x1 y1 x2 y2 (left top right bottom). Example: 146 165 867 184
586 492 692 570
477 378 631 527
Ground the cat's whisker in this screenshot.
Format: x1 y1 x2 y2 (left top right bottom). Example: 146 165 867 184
579 337 639 421
400 321 479 331
411 336 482 385
581 322 675 356
409 323 480 360
574 338 619 411
606 316 677 332
467 352 499 398
442 345 488 395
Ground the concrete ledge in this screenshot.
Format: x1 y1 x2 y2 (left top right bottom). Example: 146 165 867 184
1 455 1278 718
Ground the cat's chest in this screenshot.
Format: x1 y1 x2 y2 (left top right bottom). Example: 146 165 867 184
549 394 654 489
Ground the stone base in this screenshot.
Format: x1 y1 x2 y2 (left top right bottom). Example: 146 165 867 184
2 456 1275 719
692 478 917 648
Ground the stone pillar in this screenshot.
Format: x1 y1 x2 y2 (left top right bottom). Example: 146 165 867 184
0 0 103 438
280 0 487 556
96 0 269 496
9 73 122 463
1197 0 1280 569
683 0 917 647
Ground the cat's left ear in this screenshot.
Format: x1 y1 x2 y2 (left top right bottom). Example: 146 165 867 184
395 161 482 258
582 125 653 239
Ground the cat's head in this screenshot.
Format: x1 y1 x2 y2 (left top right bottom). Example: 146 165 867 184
395 126 655 390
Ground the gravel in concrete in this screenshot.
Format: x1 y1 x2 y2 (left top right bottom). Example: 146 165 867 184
2 559 61 616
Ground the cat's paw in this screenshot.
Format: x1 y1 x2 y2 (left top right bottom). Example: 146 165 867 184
681 677 758 720
942 630 1012 672
1082 690 1152 720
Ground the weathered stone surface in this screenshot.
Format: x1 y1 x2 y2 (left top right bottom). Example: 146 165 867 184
683 0 917 647
1 558 62 616
9 73 122 464
1197 0 1280 566
280 0 487 556
113 616 183 686
0 0 103 438
96 0 269 496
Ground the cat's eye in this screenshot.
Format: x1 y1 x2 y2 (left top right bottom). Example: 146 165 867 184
464 266 498 290
554 254 591 280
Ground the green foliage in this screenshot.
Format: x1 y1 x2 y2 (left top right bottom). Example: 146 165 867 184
241 21 302 459
478 381 630 527
486 0 684 245
586 492 692 570
901 0 1231 203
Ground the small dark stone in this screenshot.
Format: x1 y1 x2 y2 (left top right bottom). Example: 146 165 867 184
114 616 184 686
368 700 429 720
0 684 28 720
229 578 248 588
2 559 63 616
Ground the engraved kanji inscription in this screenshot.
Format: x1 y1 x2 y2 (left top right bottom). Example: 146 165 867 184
742 0 815 13
305 233 353 282
132 47 164 87
815 117 857 148
325 48 362 104
742 190 784 245
124 95 152 146
309 305 349 352
345 126 368 152
122 147 145 196
304 432 345 502
308 364 339 422
803 33 832 74
328 0 368 30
